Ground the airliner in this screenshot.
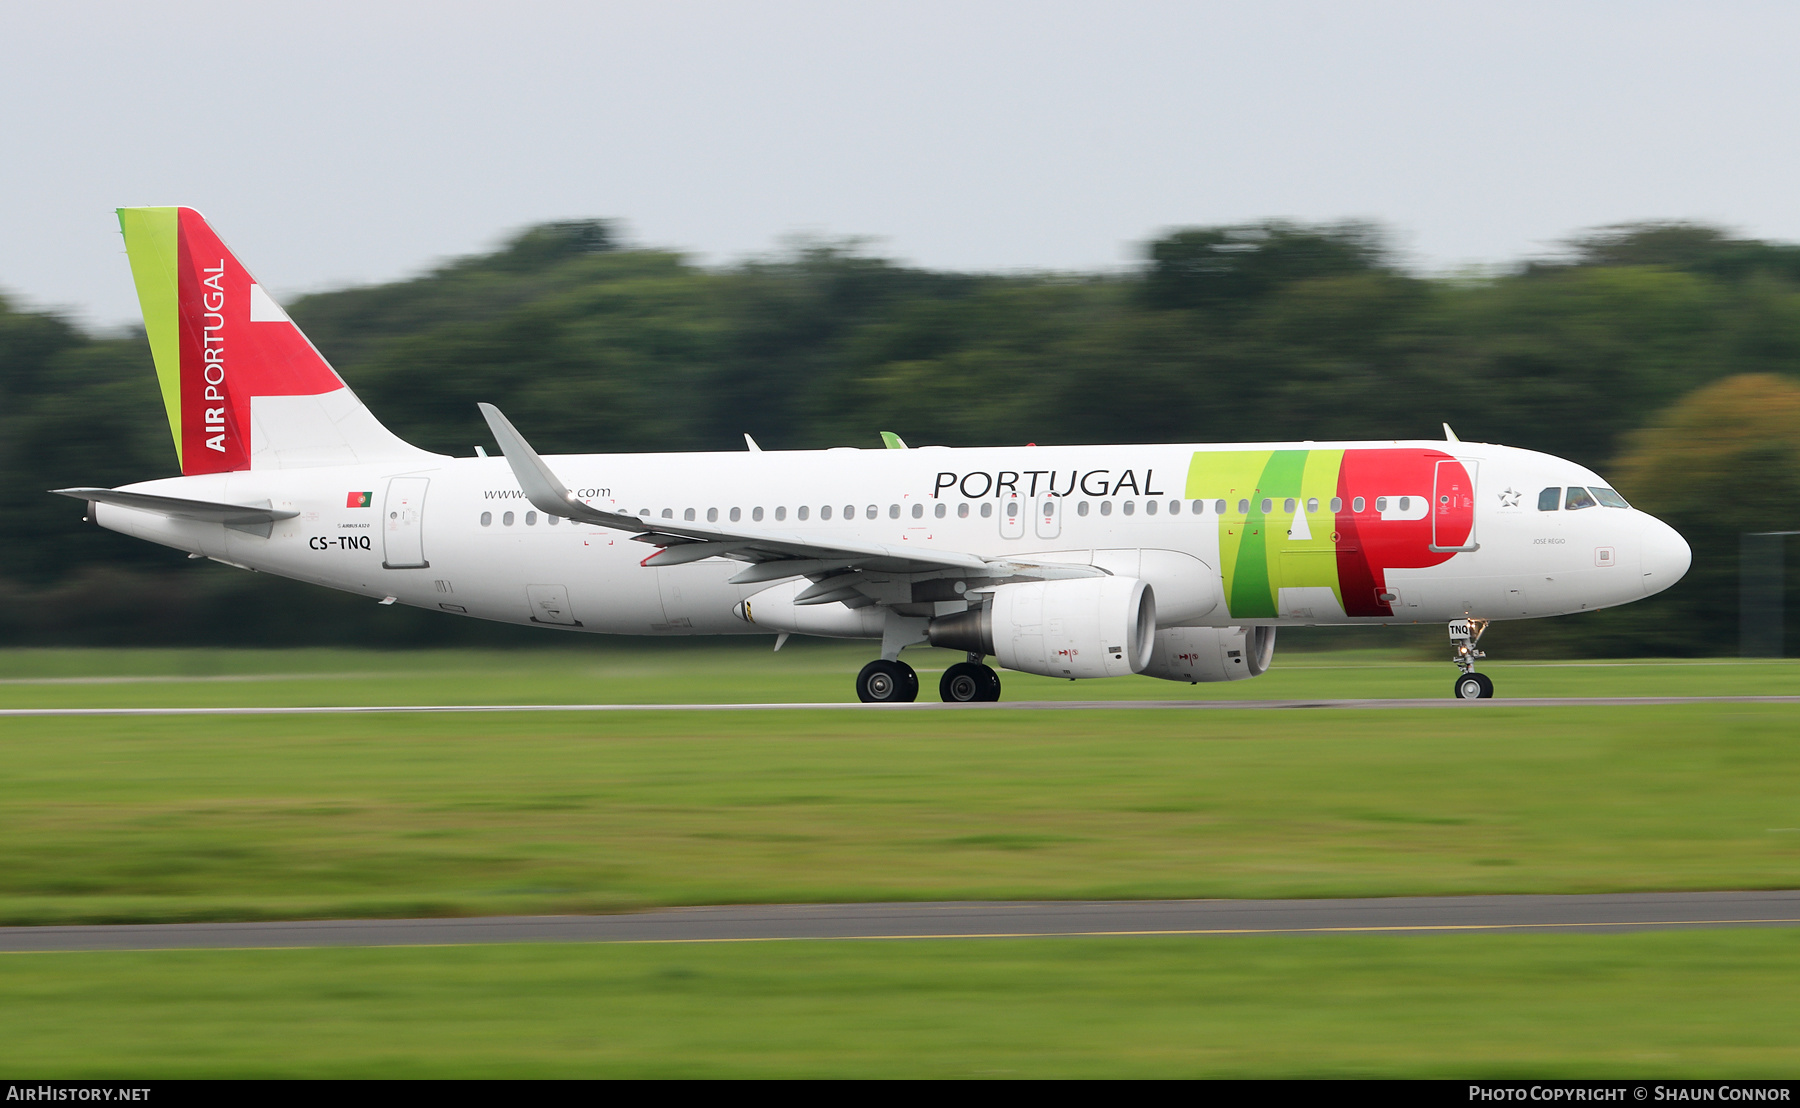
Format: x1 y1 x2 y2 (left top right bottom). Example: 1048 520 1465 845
55 208 1692 702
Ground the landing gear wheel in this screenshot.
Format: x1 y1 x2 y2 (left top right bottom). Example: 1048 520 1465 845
857 659 919 703
941 662 1002 703
1453 672 1494 700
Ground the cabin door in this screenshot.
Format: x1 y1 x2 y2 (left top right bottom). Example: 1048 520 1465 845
1430 460 1479 553
382 477 430 569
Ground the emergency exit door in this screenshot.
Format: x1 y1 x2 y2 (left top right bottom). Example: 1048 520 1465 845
382 477 430 568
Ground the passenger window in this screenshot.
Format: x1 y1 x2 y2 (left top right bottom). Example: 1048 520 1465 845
1144 499 1157 516
1215 500 1227 515
820 505 832 520
1565 487 1597 511
934 503 946 518
1307 497 1319 513
1192 500 1205 515
1592 487 1631 508
1100 501 1112 516
1284 498 1296 513
774 507 786 521
1398 496 1411 512
707 508 719 522
661 508 672 519
1352 497 1365 513
1043 500 1056 518
1006 501 1019 518
912 503 924 519
503 511 515 527
1376 496 1388 512
798 506 809 521
958 503 970 518
844 505 855 519
1238 499 1250 515
526 512 538 526
1538 488 1561 511
980 503 993 518
1123 501 1136 516
547 515 559 526
1260 498 1273 513
889 504 900 519
480 511 492 527
684 508 696 521
866 505 878 520
1169 500 1181 515
729 507 741 522
1077 501 1089 516
1330 497 1342 513
751 507 763 522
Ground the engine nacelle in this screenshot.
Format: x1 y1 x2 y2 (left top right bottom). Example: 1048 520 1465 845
928 577 1155 679
1141 625 1276 683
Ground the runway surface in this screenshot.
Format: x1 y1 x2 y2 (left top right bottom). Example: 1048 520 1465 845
5 891 1798 951
4 695 1800 716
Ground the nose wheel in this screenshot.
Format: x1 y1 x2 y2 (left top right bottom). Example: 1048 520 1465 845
856 659 919 703
1449 617 1494 699
1454 671 1494 700
940 659 1002 702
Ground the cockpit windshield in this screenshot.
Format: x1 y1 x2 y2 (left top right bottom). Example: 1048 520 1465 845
1590 487 1631 508
1565 487 1598 511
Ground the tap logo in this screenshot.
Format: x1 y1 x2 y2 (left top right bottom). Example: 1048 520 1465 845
346 491 372 508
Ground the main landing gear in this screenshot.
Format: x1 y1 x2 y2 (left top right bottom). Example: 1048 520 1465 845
1449 617 1494 699
940 655 1002 703
856 659 919 703
854 654 1003 703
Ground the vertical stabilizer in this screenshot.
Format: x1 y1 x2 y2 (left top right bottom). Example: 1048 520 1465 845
116 207 436 473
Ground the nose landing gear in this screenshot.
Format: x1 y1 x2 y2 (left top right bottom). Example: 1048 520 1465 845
1449 618 1493 699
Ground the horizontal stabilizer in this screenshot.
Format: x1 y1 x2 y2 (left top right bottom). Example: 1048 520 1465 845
53 487 299 538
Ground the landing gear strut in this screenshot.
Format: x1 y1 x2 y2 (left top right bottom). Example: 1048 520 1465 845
940 655 1002 703
1449 618 1494 699
856 659 919 703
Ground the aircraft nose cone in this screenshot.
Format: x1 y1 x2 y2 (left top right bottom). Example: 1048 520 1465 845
1640 516 1691 596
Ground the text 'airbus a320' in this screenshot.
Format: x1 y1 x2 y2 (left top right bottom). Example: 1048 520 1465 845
56 208 1692 702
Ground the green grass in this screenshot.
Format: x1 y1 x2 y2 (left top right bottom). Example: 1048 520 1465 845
8 931 1800 1077
0 656 1796 923
3 643 1800 707
3 647 1799 1076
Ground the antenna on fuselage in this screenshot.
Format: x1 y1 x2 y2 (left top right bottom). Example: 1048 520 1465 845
744 433 762 452
1443 423 1460 443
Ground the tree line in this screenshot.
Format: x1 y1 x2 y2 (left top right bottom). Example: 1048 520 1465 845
2 217 1797 653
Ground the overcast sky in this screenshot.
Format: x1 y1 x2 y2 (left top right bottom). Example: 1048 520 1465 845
6 1 1800 328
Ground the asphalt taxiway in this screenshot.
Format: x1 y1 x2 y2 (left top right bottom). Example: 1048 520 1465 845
4 891 1797 952
3 695 1800 716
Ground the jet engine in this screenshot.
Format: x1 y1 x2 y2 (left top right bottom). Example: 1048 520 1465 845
1141 625 1276 683
927 577 1155 679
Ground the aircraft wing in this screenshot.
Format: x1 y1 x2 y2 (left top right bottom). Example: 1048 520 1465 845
478 403 1102 586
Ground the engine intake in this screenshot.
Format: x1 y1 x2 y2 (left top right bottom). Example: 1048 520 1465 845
928 577 1155 679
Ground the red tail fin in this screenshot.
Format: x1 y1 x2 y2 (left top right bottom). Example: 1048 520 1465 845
118 207 432 473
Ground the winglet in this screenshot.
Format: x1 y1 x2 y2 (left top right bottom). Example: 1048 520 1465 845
744 433 762 452
477 402 615 527
880 431 908 449
1443 422 1460 443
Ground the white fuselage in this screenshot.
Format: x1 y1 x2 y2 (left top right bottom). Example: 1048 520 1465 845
94 439 1690 637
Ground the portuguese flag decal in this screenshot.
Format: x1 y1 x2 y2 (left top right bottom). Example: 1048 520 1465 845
347 491 372 508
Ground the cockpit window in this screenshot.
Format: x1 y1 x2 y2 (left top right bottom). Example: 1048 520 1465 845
1591 487 1631 509
1538 488 1561 511
1565 487 1598 511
